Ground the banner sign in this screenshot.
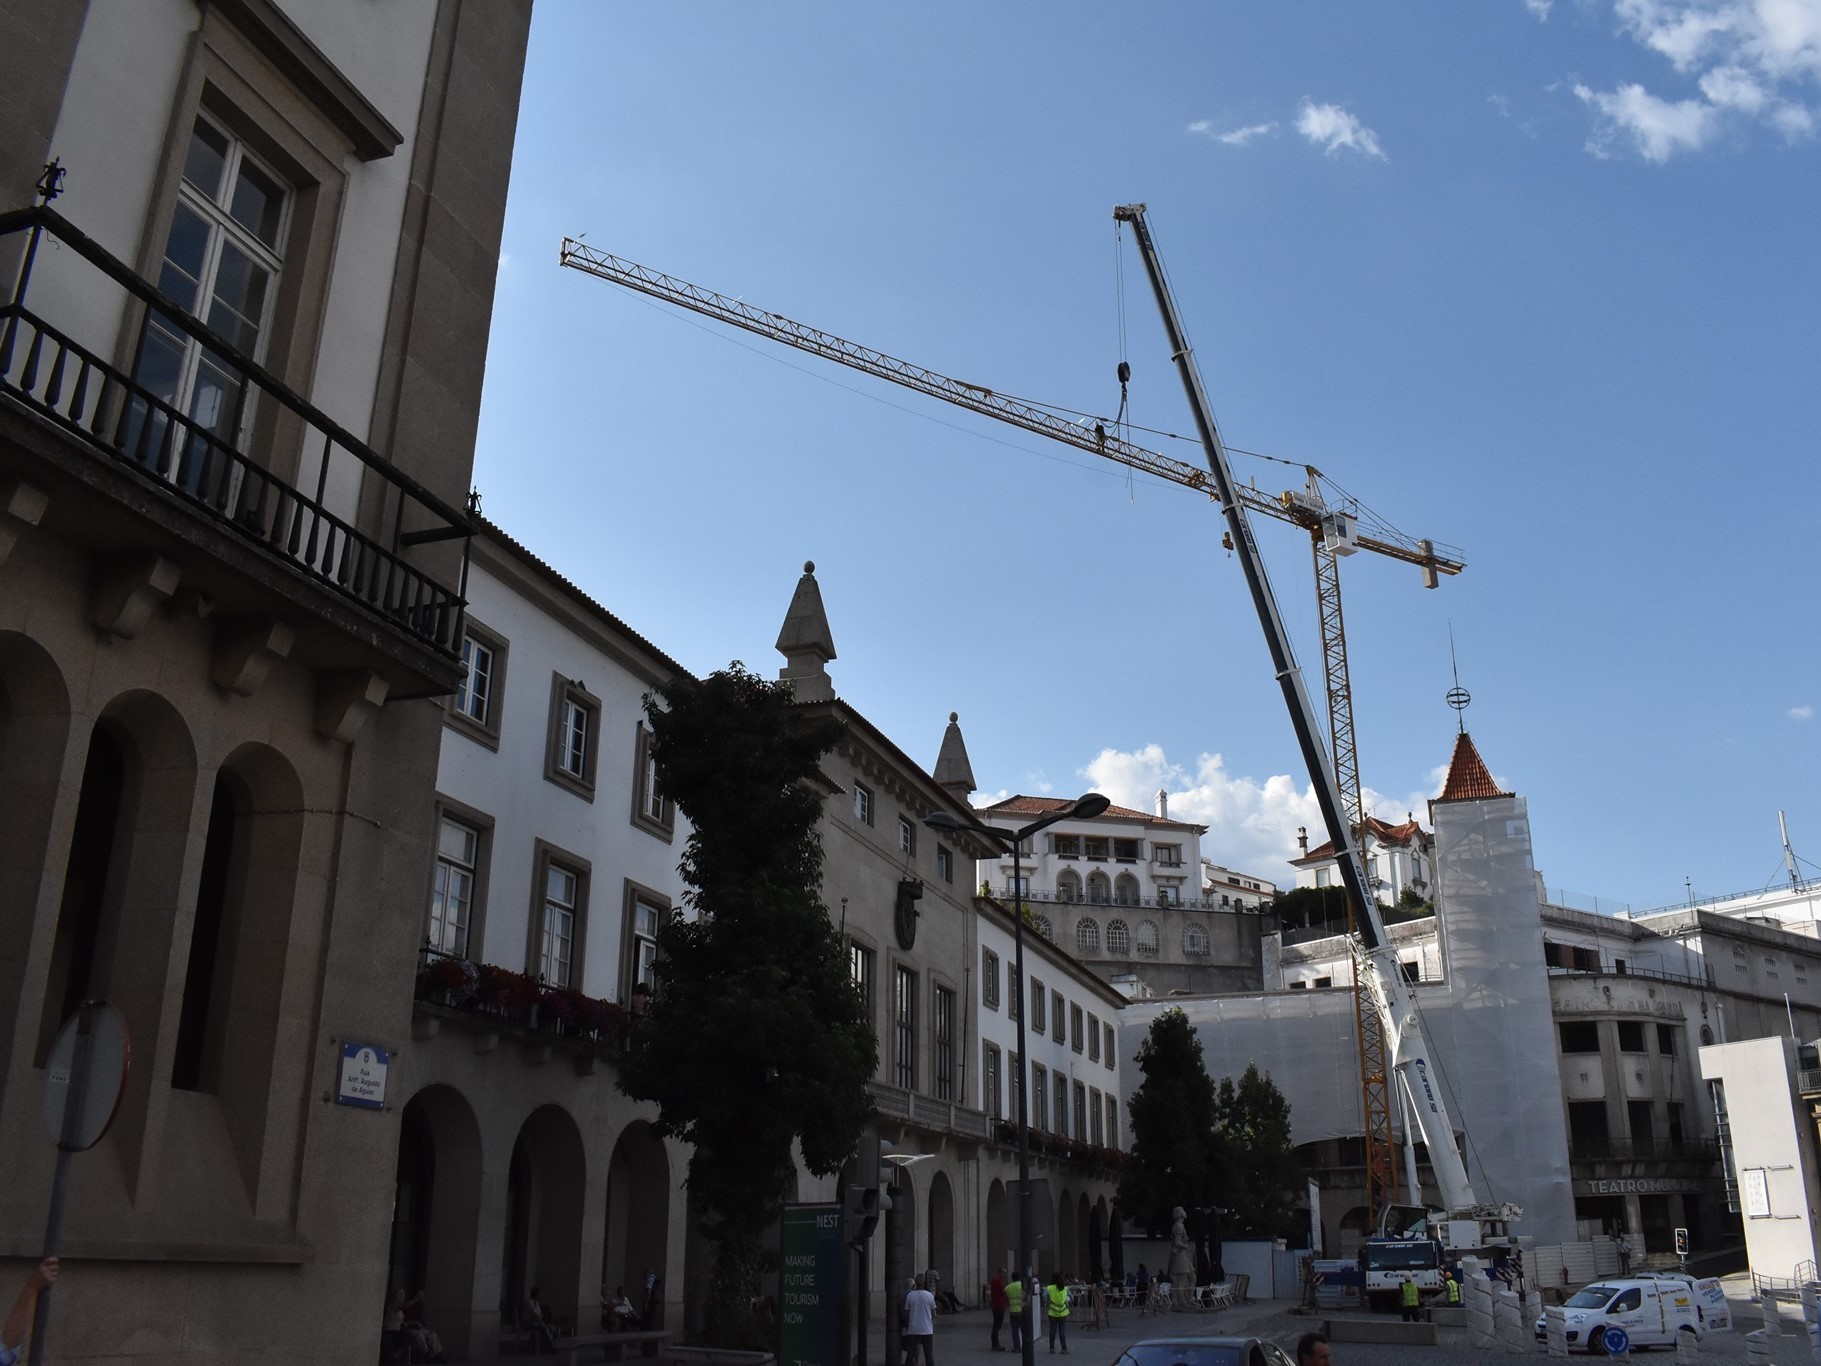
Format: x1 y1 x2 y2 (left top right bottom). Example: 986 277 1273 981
779 1203 843 1366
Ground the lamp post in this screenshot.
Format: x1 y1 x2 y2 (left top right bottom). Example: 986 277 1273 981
927 792 1109 1366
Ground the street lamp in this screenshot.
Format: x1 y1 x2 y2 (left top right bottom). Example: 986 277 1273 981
926 791 1109 1366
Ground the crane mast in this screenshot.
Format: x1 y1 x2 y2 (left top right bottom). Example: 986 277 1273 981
1111 203 1498 1222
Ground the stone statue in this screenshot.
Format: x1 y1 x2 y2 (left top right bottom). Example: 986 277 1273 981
1167 1205 1196 1293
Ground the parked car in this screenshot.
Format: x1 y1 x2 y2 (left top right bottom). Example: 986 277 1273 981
1114 1338 1296 1366
1533 1278 1704 1353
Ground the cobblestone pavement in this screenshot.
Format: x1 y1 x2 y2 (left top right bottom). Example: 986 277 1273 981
887 1277 1820 1366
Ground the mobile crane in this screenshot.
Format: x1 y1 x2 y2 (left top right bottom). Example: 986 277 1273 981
1110 205 1519 1287
557 232 1464 1226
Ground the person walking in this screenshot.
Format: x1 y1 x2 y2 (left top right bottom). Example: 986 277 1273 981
989 1269 1008 1351
1443 1270 1460 1306
1616 1234 1632 1276
902 1274 936 1366
1004 1270 1025 1352
1044 1274 1070 1354
1294 1331 1332 1366
1398 1273 1421 1324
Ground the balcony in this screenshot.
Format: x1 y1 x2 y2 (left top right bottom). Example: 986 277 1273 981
412 946 631 1071
988 1120 1127 1174
0 205 469 664
866 1080 991 1141
1566 1136 1720 1164
991 884 1216 912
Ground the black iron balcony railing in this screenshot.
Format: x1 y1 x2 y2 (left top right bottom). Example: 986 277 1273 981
415 944 632 1047
0 205 470 655
990 885 1247 913
1567 1136 1720 1163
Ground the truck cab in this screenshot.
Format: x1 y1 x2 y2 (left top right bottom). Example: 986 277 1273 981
1534 1278 1704 1354
1361 1237 1442 1313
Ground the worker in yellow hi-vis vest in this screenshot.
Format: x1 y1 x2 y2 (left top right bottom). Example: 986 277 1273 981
1045 1274 1070 1354
1444 1270 1460 1306
1400 1273 1421 1323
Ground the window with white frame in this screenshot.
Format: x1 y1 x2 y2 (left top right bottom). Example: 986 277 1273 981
1103 1022 1115 1068
1106 919 1131 955
1154 843 1181 866
854 782 874 826
131 114 288 466
1136 920 1160 959
936 845 953 882
982 948 1000 1009
631 724 674 839
545 676 601 798
1053 833 1081 858
1033 914 1053 941
538 861 581 987
1183 922 1211 956
1071 1003 1085 1052
1031 978 1046 1033
1076 917 1100 954
898 816 916 855
623 888 666 1001
1088 1014 1100 1061
430 816 478 956
450 621 506 744
851 941 876 1018
1051 989 1065 1042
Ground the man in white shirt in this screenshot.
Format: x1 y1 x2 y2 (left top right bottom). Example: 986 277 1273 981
902 1273 937 1366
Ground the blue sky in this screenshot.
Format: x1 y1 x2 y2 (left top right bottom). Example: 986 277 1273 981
473 0 1820 911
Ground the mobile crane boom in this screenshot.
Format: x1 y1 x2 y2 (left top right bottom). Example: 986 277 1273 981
1111 203 1509 1225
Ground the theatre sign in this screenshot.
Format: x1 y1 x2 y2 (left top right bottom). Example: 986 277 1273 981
1572 1176 1704 1196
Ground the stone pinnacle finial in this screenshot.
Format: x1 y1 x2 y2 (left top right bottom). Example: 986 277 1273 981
775 560 836 702
934 711 976 799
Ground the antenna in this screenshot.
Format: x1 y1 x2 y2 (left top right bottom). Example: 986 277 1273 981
1781 811 1801 893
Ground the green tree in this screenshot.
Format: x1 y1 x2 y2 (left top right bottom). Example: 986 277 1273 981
619 664 877 1347
1272 885 1349 934
1117 1007 1221 1235
1212 1063 1303 1239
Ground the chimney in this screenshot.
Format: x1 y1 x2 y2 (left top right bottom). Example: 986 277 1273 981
1156 789 1168 820
1297 826 1309 854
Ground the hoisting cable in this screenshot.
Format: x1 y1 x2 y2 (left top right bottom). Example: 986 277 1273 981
1113 217 1135 501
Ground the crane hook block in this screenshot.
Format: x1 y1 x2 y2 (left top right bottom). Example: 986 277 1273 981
1117 361 1131 385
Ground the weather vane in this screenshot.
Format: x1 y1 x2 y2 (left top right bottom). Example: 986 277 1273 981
1445 627 1470 732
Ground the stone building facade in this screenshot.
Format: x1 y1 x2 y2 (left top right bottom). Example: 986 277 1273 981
0 3 529 1362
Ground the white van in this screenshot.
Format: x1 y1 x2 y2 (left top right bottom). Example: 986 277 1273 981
1533 1277 1705 1353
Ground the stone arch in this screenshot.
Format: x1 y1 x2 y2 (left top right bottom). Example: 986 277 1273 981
1056 869 1082 903
1182 922 1210 957
604 1120 672 1326
0 630 71 1069
1074 918 1100 955
1055 1187 1076 1279
1075 1191 1091 1277
1135 920 1160 959
1089 1198 1108 1280
1086 872 1111 905
1114 873 1140 906
505 1104 589 1332
393 1084 485 1357
172 742 305 1195
928 1170 956 1288
986 1179 1008 1274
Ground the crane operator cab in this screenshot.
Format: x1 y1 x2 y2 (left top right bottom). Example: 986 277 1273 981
1533 1278 1704 1353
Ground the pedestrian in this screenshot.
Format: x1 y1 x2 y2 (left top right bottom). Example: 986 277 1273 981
1005 1270 1026 1352
902 1273 936 1366
520 1285 560 1353
1294 1330 1332 1366
989 1268 1008 1351
1044 1273 1070 1354
1616 1233 1632 1276
1399 1273 1420 1324
1 1259 59 1366
1134 1263 1151 1314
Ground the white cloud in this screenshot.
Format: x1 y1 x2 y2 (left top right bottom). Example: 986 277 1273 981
1792 705 1815 720
1188 119 1279 146
1526 0 1554 19
1577 0 1821 158
1295 100 1388 158
1575 80 1720 158
1220 121 1279 146
1078 743 1440 884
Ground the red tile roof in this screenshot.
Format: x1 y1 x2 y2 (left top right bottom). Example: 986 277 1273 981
1292 815 1430 864
977 794 1205 831
1437 731 1510 801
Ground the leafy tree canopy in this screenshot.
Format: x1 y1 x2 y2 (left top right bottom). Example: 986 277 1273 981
1117 1007 1220 1236
1213 1063 1303 1239
619 663 876 1344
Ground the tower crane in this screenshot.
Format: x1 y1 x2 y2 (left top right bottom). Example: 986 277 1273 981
558 235 1465 1224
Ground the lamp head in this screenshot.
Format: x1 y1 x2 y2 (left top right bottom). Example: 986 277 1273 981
1070 792 1111 820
